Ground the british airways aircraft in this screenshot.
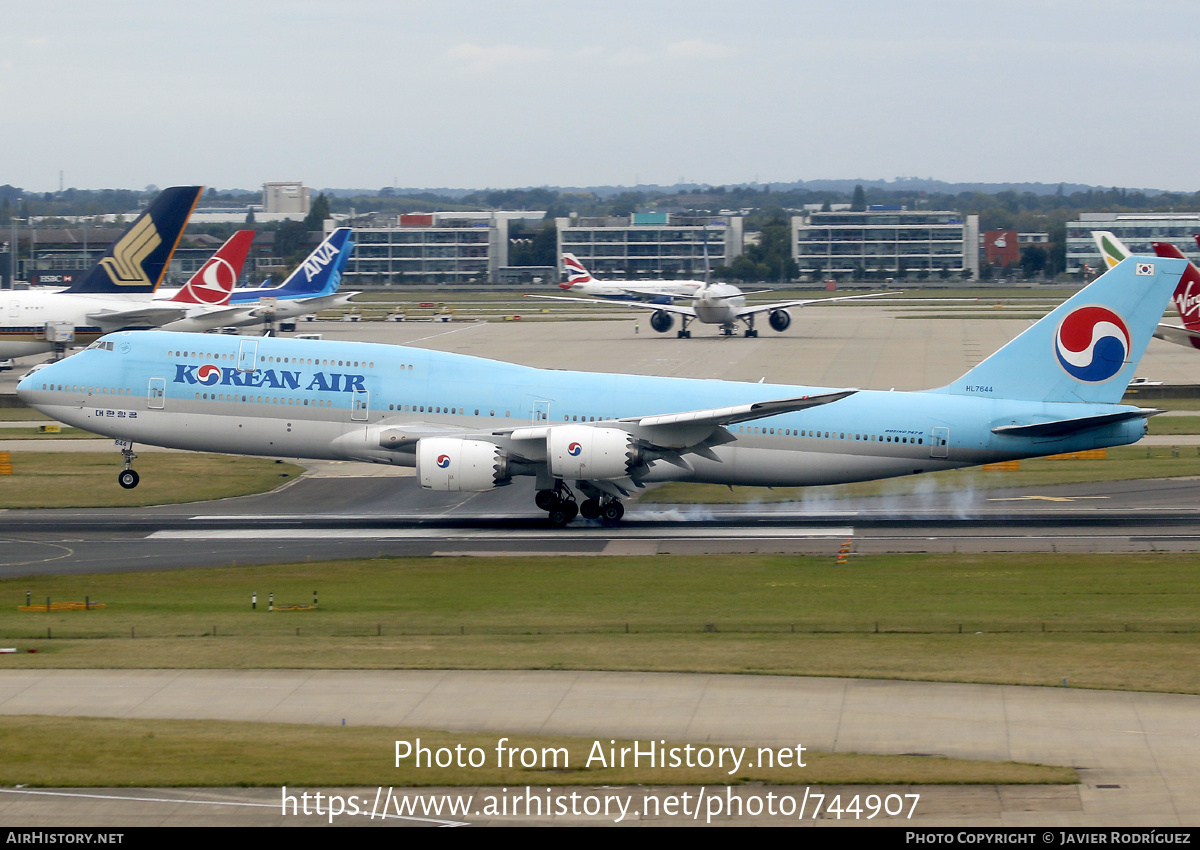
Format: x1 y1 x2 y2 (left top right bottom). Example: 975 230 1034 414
16 256 1184 525
559 253 703 302
533 265 894 337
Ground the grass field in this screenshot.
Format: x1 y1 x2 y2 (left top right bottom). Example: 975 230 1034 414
0 453 306 508
0 716 1072 788
643 445 1200 504
3 553 1198 694
0 426 99 439
0 408 52 421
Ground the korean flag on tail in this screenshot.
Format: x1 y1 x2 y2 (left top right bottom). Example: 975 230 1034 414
1136 262 1155 276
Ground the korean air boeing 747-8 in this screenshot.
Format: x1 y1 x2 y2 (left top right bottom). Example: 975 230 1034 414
17 256 1184 524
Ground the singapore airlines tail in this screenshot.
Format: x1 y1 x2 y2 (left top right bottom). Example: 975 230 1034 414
934 255 1186 404
64 186 203 295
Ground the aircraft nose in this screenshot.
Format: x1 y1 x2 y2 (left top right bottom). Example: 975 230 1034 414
15 373 35 402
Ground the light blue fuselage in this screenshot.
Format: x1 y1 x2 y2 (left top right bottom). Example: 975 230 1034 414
17 330 1147 488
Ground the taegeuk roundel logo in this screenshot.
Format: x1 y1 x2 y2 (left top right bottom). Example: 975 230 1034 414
1053 305 1131 383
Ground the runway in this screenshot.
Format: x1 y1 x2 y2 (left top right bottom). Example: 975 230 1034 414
4 471 1200 576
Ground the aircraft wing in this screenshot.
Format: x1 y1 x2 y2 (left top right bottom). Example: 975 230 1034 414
1153 322 1200 348
505 390 856 447
524 293 697 318
622 389 858 428
87 304 191 328
269 291 359 318
991 408 1162 438
733 290 897 319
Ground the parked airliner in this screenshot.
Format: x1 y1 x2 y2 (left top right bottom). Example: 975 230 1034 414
157 228 357 332
0 186 202 358
17 256 1183 524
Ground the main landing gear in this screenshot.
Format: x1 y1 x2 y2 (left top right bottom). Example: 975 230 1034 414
535 481 625 526
117 444 140 489
676 316 693 339
742 315 758 337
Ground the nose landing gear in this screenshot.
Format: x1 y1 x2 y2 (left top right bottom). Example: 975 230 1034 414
117 443 140 489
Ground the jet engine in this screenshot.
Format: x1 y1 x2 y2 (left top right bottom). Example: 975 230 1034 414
768 309 792 332
417 437 509 491
548 426 639 480
649 310 674 333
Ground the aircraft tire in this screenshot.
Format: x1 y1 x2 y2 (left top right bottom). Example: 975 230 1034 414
535 489 561 511
580 498 602 520
548 506 574 527
601 501 625 522
118 469 140 490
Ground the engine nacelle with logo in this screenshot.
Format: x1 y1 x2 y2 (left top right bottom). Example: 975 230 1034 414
548 426 638 480
417 437 510 491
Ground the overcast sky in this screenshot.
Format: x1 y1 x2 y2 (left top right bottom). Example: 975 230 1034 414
4 0 1199 193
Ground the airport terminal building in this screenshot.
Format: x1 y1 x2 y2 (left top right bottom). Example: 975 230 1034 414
555 213 745 279
1066 212 1200 273
792 208 980 281
341 211 545 286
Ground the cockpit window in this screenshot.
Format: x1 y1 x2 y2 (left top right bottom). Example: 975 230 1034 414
86 341 114 352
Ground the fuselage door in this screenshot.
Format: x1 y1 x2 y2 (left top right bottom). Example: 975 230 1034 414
931 426 949 458
147 377 166 409
533 400 551 422
351 388 369 421
237 339 259 372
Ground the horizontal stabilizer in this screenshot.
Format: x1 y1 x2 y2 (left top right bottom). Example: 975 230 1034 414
1154 323 1200 348
991 409 1162 438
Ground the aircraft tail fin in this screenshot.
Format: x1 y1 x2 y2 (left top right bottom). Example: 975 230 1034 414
1093 230 1129 270
65 186 202 294
933 255 1186 404
1151 241 1200 329
562 253 593 289
169 230 256 306
267 228 354 297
